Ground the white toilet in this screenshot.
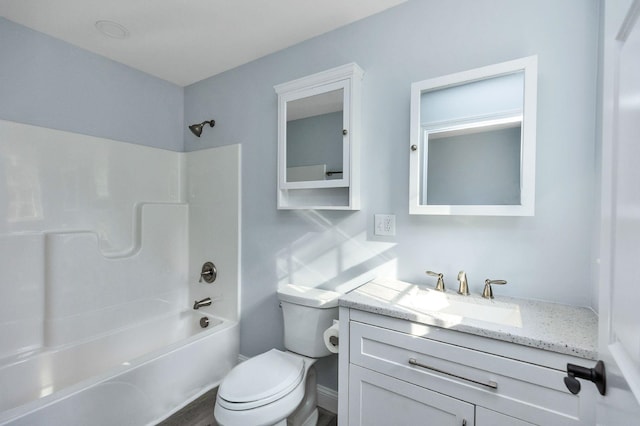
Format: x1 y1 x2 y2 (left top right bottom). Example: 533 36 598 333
214 285 341 426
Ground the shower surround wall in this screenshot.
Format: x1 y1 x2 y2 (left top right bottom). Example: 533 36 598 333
0 118 240 372
0 16 241 420
43 203 188 348
0 120 181 360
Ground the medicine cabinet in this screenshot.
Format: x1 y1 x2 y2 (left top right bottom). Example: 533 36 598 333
275 63 363 210
409 56 538 216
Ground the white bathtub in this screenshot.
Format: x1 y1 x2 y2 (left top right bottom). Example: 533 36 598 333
0 310 239 425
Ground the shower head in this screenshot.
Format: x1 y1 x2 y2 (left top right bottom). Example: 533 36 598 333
189 120 215 137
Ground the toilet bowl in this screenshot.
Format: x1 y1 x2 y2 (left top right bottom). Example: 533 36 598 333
214 349 316 426
214 285 341 426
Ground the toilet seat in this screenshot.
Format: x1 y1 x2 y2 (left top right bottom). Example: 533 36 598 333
217 349 305 410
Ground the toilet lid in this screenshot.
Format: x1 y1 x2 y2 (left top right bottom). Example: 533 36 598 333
218 349 305 410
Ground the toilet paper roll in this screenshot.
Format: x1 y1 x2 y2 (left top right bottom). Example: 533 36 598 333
323 320 339 354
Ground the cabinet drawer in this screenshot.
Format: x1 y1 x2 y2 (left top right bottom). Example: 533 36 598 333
349 321 583 425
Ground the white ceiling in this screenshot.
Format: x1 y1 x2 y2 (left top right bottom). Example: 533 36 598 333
0 0 406 87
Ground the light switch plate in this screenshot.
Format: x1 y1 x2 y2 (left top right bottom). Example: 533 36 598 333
374 214 396 236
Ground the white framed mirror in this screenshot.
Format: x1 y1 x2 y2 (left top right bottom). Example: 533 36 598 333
275 63 363 210
409 56 538 216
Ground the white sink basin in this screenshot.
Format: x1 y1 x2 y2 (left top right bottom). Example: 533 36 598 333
398 288 523 327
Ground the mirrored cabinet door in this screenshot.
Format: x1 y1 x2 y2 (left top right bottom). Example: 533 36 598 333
286 88 345 184
275 63 363 210
282 82 349 187
409 56 537 216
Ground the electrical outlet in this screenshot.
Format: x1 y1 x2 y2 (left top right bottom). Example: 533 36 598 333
374 214 396 236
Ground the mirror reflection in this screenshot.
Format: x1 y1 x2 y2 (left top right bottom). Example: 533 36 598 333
285 89 344 182
423 117 522 205
419 72 524 206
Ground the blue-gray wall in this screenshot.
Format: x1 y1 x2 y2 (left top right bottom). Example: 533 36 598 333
184 0 600 390
0 17 184 151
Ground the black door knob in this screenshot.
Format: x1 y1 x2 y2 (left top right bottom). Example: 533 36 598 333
564 360 606 396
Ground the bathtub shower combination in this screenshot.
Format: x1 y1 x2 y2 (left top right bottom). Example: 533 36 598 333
0 120 241 425
0 311 238 425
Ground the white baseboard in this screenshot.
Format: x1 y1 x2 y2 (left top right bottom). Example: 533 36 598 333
238 354 338 414
316 385 338 414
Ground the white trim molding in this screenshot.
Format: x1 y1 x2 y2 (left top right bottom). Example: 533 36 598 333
317 385 339 414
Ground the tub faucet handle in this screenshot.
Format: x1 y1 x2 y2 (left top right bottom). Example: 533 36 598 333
199 262 217 283
457 271 470 295
426 270 445 292
482 279 507 299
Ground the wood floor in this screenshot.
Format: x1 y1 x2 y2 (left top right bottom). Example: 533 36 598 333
158 388 337 426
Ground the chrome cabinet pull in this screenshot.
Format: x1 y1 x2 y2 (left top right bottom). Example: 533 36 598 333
408 358 498 390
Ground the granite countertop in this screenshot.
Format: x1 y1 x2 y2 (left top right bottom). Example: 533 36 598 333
340 277 598 360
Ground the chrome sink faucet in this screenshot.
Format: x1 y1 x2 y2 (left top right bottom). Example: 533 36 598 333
193 297 212 310
426 270 445 292
457 271 470 295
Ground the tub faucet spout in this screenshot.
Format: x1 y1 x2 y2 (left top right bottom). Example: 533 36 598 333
193 297 212 310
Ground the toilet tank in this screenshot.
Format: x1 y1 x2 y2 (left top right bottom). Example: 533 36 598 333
277 285 341 358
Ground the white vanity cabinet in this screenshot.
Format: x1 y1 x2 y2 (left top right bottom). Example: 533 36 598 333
339 309 596 426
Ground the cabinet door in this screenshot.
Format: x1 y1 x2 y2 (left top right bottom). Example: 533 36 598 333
349 365 474 426
476 406 535 426
275 63 363 210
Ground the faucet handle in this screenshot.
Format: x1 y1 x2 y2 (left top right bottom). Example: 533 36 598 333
482 279 507 299
426 271 445 292
199 262 217 283
457 271 470 296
